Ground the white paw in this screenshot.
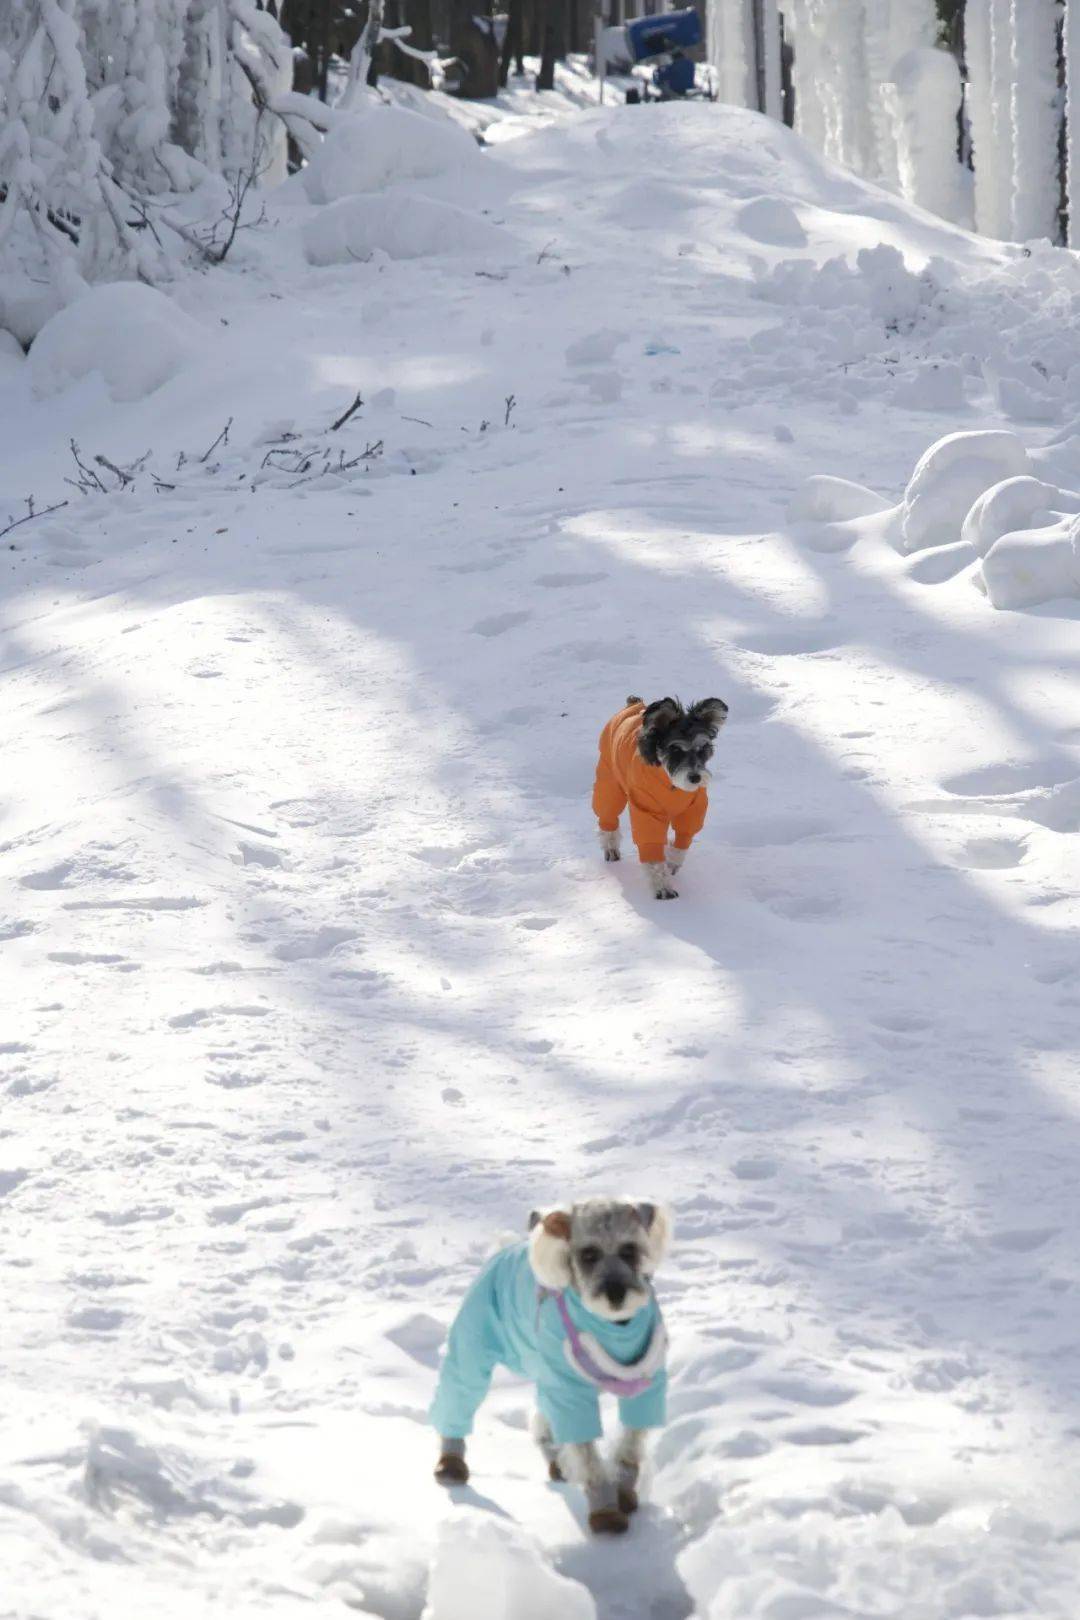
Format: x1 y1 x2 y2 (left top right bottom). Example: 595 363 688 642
600 829 622 864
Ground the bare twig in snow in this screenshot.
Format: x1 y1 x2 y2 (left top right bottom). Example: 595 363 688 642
93 454 134 487
504 394 516 426
329 391 364 432
199 418 233 464
69 441 107 493
1 497 69 542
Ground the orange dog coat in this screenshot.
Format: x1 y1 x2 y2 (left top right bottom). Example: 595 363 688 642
592 700 708 865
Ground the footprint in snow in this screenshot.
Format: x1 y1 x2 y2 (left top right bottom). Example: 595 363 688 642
736 624 844 657
168 1004 270 1029
942 759 1072 797
760 1376 857 1408
954 834 1027 869
533 571 608 588
727 816 830 848
273 926 356 961
731 1157 778 1181
784 1425 865 1447
985 1227 1058 1253
557 638 637 666
0 921 36 942
472 610 531 637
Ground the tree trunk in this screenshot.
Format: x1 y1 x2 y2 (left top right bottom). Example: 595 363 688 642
450 0 499 95
536 0 564 87
392 0 434 86
500 0 524 83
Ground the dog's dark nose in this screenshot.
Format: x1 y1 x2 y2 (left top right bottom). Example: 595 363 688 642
688 772 701 785
604 1281 626 1308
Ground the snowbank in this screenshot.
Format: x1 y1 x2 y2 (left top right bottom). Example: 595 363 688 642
303 191 514 265
29 283 206 403
300 104 481 205
422 1511 596 1620
898 429 1031 552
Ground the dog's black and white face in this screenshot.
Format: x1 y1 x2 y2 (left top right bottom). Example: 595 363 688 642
528 1198 672 1323
637 697 728 792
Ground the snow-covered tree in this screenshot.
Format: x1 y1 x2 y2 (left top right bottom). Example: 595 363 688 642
1068 0 1080 246
0 0 325 343
1009 0 1061 242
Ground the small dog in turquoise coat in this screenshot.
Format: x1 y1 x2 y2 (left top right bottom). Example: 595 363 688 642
431 1197 671 1534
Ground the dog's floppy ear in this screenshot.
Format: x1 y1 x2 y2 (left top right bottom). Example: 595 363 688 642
689 698 728 735
639 698 680 765
634 1201 673 1268
527 1204 574 1288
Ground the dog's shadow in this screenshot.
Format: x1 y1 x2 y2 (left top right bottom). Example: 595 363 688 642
443 1481 515 1521
548 1486 694 1620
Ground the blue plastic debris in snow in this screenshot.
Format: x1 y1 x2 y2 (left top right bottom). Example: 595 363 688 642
624 7 701 62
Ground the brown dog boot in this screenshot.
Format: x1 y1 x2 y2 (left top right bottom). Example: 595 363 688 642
434 1438 469 1485
587 1481 630 1534
615 1461 640 1515
588 1505 630 1534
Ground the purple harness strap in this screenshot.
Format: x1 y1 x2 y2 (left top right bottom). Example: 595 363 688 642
536 1287 655 1397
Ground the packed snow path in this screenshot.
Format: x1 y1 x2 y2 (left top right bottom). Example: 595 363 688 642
3 102 1080 1618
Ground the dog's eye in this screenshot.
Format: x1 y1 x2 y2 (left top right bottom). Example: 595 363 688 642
577 1246 602 1267
618 1244 639 1265
668 746 682 759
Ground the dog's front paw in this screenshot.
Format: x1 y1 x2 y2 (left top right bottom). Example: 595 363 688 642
616 1483 639 1515
604 847 621 863
434 1453 469 1485
654 884 678 900
589 1505 630 1535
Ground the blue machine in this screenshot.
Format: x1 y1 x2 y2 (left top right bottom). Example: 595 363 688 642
623 7 704 101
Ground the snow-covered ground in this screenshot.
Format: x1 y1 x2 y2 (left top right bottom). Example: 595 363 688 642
4 89 1080 1620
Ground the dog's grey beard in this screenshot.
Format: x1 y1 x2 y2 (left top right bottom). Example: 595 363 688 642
667 763 711 792
577 1280 651 1323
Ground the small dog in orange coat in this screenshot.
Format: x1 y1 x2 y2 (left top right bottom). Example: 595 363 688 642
592 696 728 899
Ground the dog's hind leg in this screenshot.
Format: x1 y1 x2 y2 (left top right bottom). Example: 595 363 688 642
558 1440 628 1535
531 1411 565 1482
612 1427 648 1515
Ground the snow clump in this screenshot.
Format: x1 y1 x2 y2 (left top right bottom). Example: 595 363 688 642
303 192 514 265
897 429 1031 553
29 283 206 403
300 103 481 206
422 1510 596 1620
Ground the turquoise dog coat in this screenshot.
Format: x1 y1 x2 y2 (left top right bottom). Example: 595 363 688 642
429 1240 667 1445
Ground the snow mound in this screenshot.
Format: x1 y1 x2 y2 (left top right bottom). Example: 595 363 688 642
756 244 937 330
29 283 206 404
304 191 514 265
422 1510 596 1620
301 104 480 205
788 475 891 523
898 430 1031 553
978 514 1080 609
961 475 1080 557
